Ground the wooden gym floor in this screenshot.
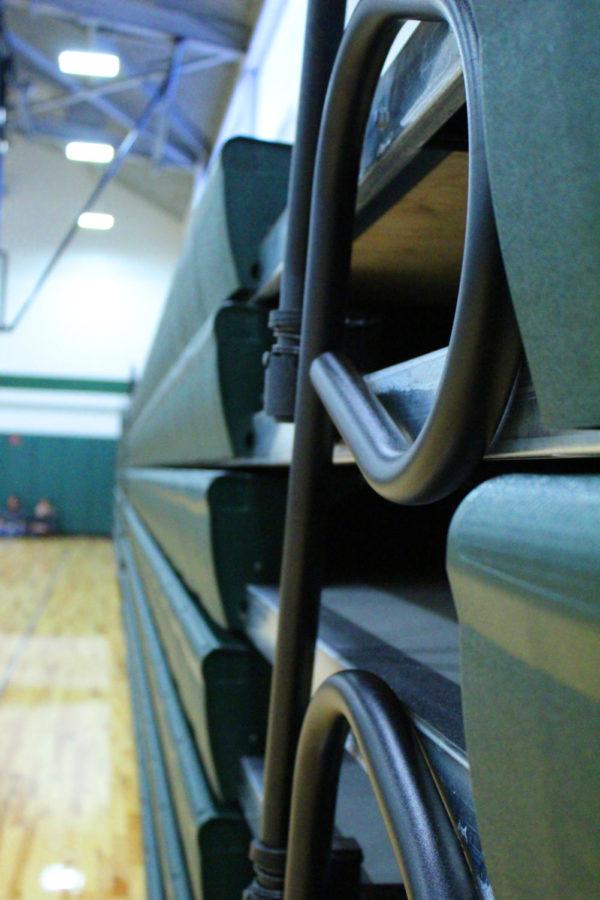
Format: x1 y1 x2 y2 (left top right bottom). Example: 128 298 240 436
0 537 145 899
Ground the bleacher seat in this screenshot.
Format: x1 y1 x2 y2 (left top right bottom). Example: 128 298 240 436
447 474 600 900
121 493 271 803
122 138 290 466
121 468 287 630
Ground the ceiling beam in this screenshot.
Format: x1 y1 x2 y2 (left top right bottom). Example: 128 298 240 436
16 116 126 145
152 39 186 169
7 30 131 128
99 37 212 160
6 30 194 167
4 0 247 55
27 55 225 117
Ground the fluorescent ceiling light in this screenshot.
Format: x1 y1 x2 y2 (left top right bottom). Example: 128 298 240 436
58 50 120 78
65 141 114 163
77 212 115 231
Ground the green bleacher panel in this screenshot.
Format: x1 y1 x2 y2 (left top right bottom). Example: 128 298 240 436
473 0 600 429
447 474 600 900
124 137 290 449
119 492 270 803
121 468 287 630
124 539 253 900
125 303 271 466
128 709 165 900
119 560 166 900
120 569 193 900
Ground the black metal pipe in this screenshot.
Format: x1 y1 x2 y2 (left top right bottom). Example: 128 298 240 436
279 0 346 317
263 0 346 421
258 2 395 867
252 1 347 886
284 670 478 900
256 3 443 885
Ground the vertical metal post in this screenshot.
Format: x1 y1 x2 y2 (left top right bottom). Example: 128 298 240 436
263 0 347 420
245 0 346 896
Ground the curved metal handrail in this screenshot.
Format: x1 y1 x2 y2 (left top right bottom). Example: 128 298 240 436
306 0 521 504
251 3 516 896
284 670 478 899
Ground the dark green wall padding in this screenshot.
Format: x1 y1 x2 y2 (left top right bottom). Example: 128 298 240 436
119 492 270 804
447 474 600 900
216 304 273 458
122 468 287 630
123 537 252 900
0 433 115 534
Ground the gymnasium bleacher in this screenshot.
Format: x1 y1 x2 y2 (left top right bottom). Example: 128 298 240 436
113 131 482 897
2 2 599 897
115 137 293 898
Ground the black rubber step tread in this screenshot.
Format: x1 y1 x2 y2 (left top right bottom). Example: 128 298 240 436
242 583 487 878
321 582 459 684
245 582 463 749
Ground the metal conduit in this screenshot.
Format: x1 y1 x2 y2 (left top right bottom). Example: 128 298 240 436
263 0 347 420
284 670 478 900
246 0 346 895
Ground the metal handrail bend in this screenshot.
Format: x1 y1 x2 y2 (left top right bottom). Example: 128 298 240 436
308 0 521 503
284 670 478 899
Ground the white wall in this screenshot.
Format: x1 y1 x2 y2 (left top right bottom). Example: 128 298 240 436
0 136 186 437
212 0 308 151
210 0 415 153
250 0 309 143
196 0 369 206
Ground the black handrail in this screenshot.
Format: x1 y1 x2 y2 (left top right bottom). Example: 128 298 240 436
284 670 478 900
308 0 521 504
250 0 517 896
246 2 346 896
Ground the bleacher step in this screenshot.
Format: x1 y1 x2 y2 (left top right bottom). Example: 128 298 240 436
243 582 488 886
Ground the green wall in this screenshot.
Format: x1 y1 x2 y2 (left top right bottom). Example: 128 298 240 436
0 433 116 535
